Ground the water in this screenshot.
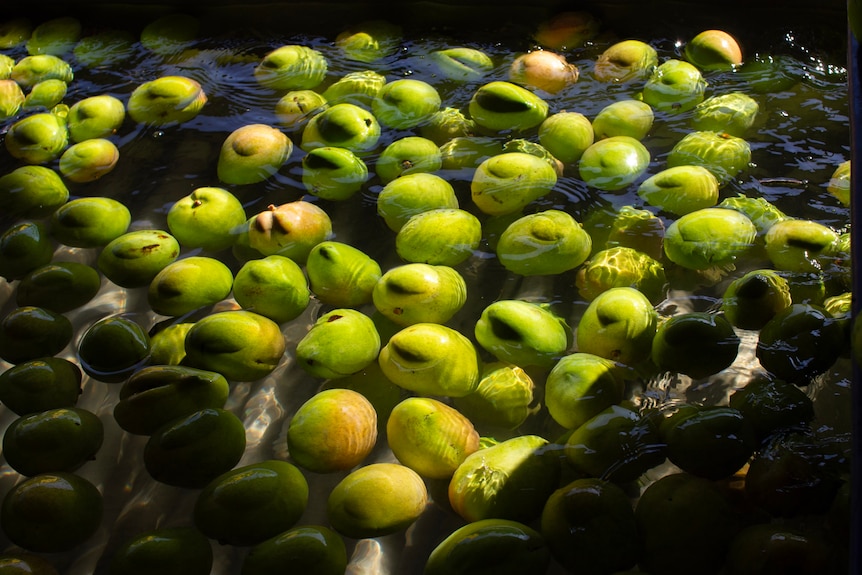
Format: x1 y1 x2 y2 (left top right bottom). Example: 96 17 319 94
0 2 854 574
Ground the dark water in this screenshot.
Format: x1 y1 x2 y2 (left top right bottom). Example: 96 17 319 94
0 3 854 574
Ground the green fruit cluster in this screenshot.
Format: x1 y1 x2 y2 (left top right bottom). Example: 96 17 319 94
0 9 852 575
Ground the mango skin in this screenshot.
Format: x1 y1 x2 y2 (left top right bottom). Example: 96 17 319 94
0 306 73 365
2 407 104 476
327 462 428 539
306 241 381 308
98 230 181 288
387 397 480 479
16 262 101 313
424 519 550 575
183 310 286 382
379 323 481 397
0 221 55 282
295 309 381 379
143 407 247 489
1 472 102 554
77 316 151 383
50 196 131 248
113 365 230 436
0 357 82 416
108 527 213 575
448 434 561 524
241 525 347 575
147 256 234 317
232 255 310 325
0 165 69 220
287 388 378 473
193 460 309 546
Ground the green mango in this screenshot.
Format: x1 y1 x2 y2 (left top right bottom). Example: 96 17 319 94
274 89 328 130
241 525 347 575
0 221 54 282
721 269 792 330
0 165 68 221
0 306 73 365
386 396 480 479
127 75 207 126
565 404 665 481
496 209 592 275
375 136 441 183
448 434 560 523
474 300 570 368
0 357 82 416
300 102 380 154
295 309 381 379
425 519 550 575
335 20 401 63
305 241 381 308
217 124 292 185
22 79 67 110
254 45 327 90
66 94 126 142
287 388 378 473
454 362 537 430
637 165 720 215
651 312 740 379
372 263 467 327
756 303 844 383
1 472 102 553
11 55 73 89
2 407 103 476
26 17 81 56
232 255 310 324
301 146 368 201
108 527 212 575
692 92 759 137
667 130 751 185
430 47 494 82
471 152 557 216
0 553 59 575
660 405 756 480
379 323 480 397
77 316 150 383
728 375 815 442
58 138 120 182
148 322 193 366
0 79 24 120
73 30 136 68
544 352 625 430
139 13 200 57
194 460 309 546
663 207 757 270
50 196 130 248
5 112 69 164
321 69 386 108
540 478 640 573
327 462 426 539
576 286 658 366
468 81 548 132
377 172 458 231
148 256 233 317
98 229 180 288
183 310 285 382
113 365 230 435
395 208 481 267
372 79 441 130
575 246 667 304
16 261 101 313
165 187 244 253
0 17 32 50
143 407 246 488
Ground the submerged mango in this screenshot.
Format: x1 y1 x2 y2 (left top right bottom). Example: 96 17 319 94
387 397 480 479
